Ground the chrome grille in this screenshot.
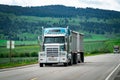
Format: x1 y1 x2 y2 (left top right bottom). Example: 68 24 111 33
46 48 58 57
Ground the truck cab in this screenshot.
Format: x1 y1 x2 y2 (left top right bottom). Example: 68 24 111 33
38 27 70 67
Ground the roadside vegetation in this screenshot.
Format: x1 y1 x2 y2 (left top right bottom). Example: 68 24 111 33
0 39 120 69
0 40 39 69
84 39 120 56
0 57 37 69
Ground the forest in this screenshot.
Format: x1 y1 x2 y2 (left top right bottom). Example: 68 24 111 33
0 4 120 41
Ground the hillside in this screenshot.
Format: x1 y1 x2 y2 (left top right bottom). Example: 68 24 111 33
0 5 120 18
0 4 120 41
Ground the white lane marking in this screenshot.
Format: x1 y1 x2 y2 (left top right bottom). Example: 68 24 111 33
105 63 120 80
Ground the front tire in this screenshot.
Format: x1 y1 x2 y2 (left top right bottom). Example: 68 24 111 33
39 63 43 67
68 59 73 65
64 63 68 67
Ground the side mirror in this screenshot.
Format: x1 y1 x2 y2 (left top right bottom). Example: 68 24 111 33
38 36 43 45
38 36 44 51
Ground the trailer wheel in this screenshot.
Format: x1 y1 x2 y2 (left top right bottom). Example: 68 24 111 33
73 54 77 64
78 60 81 63
39 63 43 67
81 52 84 63
78 53 81 63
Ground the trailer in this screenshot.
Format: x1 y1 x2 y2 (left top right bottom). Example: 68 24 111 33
38 27 84 67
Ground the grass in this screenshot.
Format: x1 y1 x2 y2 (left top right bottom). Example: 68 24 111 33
0 40 7 46
84 34 107 41
0 39 120 69
0 57 38 69
84 41 106 52
0 60 38 69
0 40 38 46
0 45 39 57
85 53 105 57
0 39 119 57
84 39 120 54
0 40 39 69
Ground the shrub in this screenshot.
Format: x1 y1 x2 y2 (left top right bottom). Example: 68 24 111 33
25 52 30 57
0 53 9 58
0 54 4 58
31 52 38 57
19 53 25 57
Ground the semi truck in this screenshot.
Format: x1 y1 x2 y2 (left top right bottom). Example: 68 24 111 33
38 27 84 67
113 45 120 54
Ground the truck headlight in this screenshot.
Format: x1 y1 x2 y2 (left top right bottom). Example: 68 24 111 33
61 52 66 55
60 52 66 56
40 54 45 56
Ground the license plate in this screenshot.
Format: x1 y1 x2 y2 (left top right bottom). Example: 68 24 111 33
48 57 57 61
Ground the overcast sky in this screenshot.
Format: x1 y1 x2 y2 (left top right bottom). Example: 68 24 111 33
0 0 120 12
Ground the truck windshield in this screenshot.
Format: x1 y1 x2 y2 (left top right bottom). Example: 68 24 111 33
44 37 65 43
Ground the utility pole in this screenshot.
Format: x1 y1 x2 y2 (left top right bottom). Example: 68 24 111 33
10 40 12 62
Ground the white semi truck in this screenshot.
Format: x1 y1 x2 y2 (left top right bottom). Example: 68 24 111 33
38 27 84 67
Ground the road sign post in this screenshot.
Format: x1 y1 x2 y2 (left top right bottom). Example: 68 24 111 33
7 40 15 62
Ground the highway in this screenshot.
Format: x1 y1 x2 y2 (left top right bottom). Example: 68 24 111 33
0 54 120 80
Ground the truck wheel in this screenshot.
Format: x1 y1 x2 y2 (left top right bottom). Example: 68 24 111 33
73 54 77 64
78 53 81 63
39 63 43 67
81 52 84 63
68 59 73 65
78 60 81 63
64 63 68 67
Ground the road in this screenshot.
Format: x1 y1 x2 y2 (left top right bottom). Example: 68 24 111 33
0 54 120 80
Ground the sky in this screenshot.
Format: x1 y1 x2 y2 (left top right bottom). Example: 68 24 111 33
0 0 120 12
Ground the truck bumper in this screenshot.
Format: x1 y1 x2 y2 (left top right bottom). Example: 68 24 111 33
39 57 68 63
38 51 69 64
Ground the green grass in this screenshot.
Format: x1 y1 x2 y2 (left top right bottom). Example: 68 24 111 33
0 57 38 69
15 40 38 45
0 45 39 54
0 57 37 63
0 40 38 46
0 60 38 69
0 39 120 69
0 40 39 56
85 53 106 57
84 39 120 54
84 41 106 52
0 40 7 46
0 39 120 57
84 34 107 41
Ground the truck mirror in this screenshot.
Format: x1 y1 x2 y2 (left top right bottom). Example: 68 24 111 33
38 36 43 45
38 36 40 40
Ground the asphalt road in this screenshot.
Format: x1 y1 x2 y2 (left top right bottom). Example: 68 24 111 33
0 54 120 80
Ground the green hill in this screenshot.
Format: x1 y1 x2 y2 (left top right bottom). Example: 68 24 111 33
0 4 120 41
